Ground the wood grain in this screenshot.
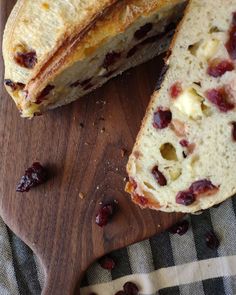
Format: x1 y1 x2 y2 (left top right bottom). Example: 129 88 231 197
0 1 183 294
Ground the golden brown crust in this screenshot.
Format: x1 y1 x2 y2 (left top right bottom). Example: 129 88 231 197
3 0 186 110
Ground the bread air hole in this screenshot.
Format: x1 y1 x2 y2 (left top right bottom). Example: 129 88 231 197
188 40 203 56
160 143 178 161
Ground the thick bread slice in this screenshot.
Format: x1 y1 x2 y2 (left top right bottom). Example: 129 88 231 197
126 0 236 213
3 0 186 117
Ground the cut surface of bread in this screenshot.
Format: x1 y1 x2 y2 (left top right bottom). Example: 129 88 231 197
3 0 186 117
126 0 236 213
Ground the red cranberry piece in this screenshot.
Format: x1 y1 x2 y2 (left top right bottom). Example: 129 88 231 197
153 108 172 129
170 82 182 98
136 196 148 206
36 85 55 104
14 51 37 69
103 52 121 69
176 191 195 206
123 282 139 295
189 179 218 196
206 88 234 112
152 166 167 186
169 220 189 235
205 231 220 249
4 80 25 91
232 122 236 141
226 12 236 59
95 203 115 227
207 59 234 77
134 23 153 40
99 256 116 270
16 162 48 192
179 139 189 147
115 291 126 295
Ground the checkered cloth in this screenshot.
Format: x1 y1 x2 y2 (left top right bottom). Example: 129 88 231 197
1 198 236 295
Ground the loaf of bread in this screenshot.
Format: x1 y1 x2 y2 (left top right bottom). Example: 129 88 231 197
3 0 186 117
126 0 236 213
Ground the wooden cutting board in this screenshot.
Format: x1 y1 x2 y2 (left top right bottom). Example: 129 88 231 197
0 1 183 294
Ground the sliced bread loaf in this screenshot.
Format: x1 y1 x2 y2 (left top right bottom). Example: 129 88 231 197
3 0 186 117
126 0 236 213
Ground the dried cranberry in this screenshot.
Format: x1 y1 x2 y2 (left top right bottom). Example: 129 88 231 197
134 23 153 40
115 291 126 295
170 82 182 98
36 85 55 104
206 88 234 112
95 203 115 227
99 256 116 270
14 51 37 69
103 52 121 69
16 162 48 192
189 179 218 196
207 59 234 77
179 139 189 147
153 108 172 129
4 80 25 91
169 220 189 235
205 231 220 249
176 191 195 206
123 282 139 295
152 166 167 186
232 122 236 141
226 12 236 59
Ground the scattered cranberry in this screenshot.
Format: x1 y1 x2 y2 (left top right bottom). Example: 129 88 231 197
16 162 48 192
205 231 220 249
232 122 236 141
206 88 234 112
152 166 167 186
176 191 195 206
99 256 116 270
14 50 37 69
135 195 148 206
123 282 139 295
115 291 126 295
225 12 236 60
179 139 189 147
36 85 55 104
134 23 153 40
153 108 172 129
95 203 115 227
170 82 182 98
169 220 189 235
103 52 121 69
189 179 218 196
207 59 234 77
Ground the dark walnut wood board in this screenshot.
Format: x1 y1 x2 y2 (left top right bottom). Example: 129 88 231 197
0 1 183 294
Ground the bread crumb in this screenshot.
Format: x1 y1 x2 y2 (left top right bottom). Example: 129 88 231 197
79 192 85 199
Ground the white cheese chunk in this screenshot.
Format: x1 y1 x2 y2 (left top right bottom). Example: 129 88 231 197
174 88 204 119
